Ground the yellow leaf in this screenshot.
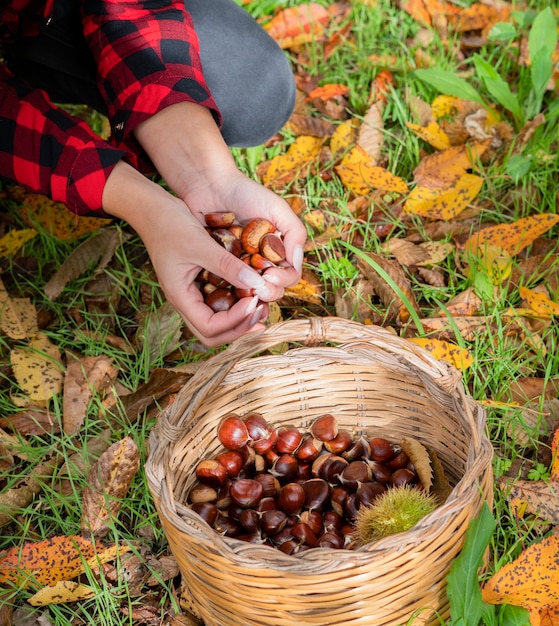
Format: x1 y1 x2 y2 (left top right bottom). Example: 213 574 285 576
464 214 559 256
330 120 358 159
551 429 559 482
28 581 96 606
0 229 37 257
469 244 513 286
519 287 559 316
404 173 483 220
409 337 474 370
431 95 461 119
283 271 323 305
406 121 451 150
0 279 38 339
335 147 408 195
482 535 559 611
10 333 64 403
262 136 323 188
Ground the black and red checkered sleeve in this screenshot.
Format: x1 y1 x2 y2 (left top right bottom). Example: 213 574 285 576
0 64 127 215
81 0 221 154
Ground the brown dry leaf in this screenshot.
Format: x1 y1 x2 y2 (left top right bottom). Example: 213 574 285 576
427 446 453 503
506 399 559 449
508 378 559 405
0 440 14 472
334 280 379 325
0 278 38 340
383 239 430 266
368 71 395 105
287 113 335 138
400 436 433 492
44 228 125 300
264 3 330 49
13 189 112 241
406 121 451 150
463 214 559 257
28 581 96 606
417 315 524 342
81 436 140 539
433 286 482 317
357 101 384 163
417 266 446 287
136 301 184 363
413 140 490 189
10 333 64 403
0 228 37 258
112 368 193 425
452 3 499 32
409 337 474 371
405 172 483 220
0 536 99 587
63 354 118 436
261 136 323 189
356 252 421 323
304 224 341 251
0 453 65 528
482 534 559 611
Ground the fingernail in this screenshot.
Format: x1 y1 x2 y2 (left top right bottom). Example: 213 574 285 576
244 294 259 317
238 266 266 290
254 284 272 300
292 245 304 274
249 304 264 327
263 274 280 285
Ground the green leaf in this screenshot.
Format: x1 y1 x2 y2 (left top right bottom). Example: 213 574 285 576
414 69 486 107
530 46 553 101
487 22 517 43
528 7 557 62
447 502 496 626
473 55 523 125
498 604 531 626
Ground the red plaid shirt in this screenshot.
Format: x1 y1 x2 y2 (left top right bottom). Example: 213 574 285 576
0 0 220 215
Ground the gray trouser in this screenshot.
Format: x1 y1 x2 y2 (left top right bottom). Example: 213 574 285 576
9 0 295 147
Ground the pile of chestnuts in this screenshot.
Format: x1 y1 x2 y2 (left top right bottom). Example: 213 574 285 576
198 212 288 313
187 412 422 554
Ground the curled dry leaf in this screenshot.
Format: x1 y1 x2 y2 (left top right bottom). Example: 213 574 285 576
81 436 140 539
400 437 433 492
357 101 384 163
44 228 125 301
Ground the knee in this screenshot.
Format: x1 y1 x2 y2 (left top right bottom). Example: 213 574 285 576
219 43 296 148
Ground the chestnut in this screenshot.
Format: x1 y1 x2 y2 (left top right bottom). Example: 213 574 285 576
316 532 344 549
388 468 417 487
259 232 286 264
339 460 372 489
241 218 276 255
217 414 250 451
190 502 218 527
296 435 323 462
261 509 288 536
270 454 299 482
357 481 387 507
195 459 229 488
253 473 280 497
239 509 261 534
204 211 236 228
278 483 305 516
302 478 330 511
188 483 218 505
204 287 237 313
214 513 242 537
229 479 264 508
244 412 277 455
275 425 303 455
291 522 318 547
309 414 339 442
369 437 395 462
324 429 353 454
215 451 244 479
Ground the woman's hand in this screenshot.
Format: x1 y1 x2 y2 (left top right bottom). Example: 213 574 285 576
102 102 306 346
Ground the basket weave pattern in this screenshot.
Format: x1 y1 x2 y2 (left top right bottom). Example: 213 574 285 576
146 318 493 626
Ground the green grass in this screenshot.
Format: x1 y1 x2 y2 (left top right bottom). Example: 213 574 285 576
0 0 558 623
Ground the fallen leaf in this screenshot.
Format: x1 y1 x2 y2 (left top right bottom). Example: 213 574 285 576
519 287 559 317
261 136 323 188
406 120 452 150
500 478 559 524
28 581 96 606
10 333 64 403
135 301 184 363
410 337 474 370
0 536 98 587
482 534 559 612
405 172 483 220
357 101 384 163
330 120 358 160
368 70 395 104
336 147 408 195
0 278 38 340
463 214 559 257
306 83 350 101
264 3 330 49
0 229 38 258
413 140 490 189
44 228 125 300
282 269 323 305
81 436 140 539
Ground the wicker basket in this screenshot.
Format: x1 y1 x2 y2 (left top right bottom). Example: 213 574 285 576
146 317 493 626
